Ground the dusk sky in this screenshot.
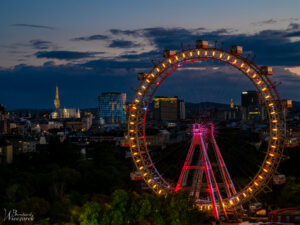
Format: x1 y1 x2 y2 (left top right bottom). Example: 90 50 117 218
1 0 300 109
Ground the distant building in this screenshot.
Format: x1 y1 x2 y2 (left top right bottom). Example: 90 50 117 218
15 140 37 152
52 108 80 119
153 96 185 121
0 104 9 134
38 121 63 131
51 86 81 119
64 120 84 131
98 92 126 124
178 100 186 120
241 91 259 107
82 114 93 131
241 91 264 121
146 130 170 146
0 141 13 164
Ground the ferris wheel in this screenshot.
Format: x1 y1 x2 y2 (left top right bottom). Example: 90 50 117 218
127 40 285 219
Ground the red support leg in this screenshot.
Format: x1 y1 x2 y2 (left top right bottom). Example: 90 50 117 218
175 123 238 220
199 132 220 220
175 135 198 192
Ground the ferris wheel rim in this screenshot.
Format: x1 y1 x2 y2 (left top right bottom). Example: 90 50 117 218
127 46 285 210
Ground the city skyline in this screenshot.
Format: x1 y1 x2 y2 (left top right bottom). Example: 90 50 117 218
1 1 300 109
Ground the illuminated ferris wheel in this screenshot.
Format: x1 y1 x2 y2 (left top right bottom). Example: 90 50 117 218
127 40 285 219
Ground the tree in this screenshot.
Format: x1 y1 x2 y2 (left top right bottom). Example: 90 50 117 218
104 189 129 225
50 168 81 199
16 197 50 218
79 202 102 225
276 177 300 207
49 198 72 223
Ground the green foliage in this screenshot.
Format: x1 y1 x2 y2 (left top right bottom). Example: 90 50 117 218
93 190 208 225
79 202 102 225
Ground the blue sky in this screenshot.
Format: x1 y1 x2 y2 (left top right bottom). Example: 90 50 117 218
0 0 300 109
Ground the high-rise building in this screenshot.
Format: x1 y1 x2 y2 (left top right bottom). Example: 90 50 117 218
0 104 9 134
178 100 186 120
241 91 259 107
98 92 126 124
153 96 185 121
241 91 264 120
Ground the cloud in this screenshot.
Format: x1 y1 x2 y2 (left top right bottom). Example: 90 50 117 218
35 51 103 60
82 58 151 71
108 40 141 48
71 34 109 41
12 23 55 30
111 25 300 66
109 27 229 50
29 39 54 50
251 19 277 26
251 18 300 27
110 29 140 36
285 66 300 76
285 31 300 37
284 18 299 22
119 50 160 61
109 27 207 37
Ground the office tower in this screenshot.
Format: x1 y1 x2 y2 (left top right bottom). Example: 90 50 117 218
241 91 264 120
98 92 126 124
153 96 185 121
241 91 259 107
178 100 186 120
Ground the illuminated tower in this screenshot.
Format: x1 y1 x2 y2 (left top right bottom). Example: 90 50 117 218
76 109 81 118
54 85 60 111
175 123 237 220
230 99 234 109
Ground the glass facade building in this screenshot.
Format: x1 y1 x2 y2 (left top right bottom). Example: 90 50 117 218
241 91 264 120
152 96 185 121
98 92 126 124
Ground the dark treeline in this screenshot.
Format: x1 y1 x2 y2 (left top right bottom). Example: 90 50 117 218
0 137 208 224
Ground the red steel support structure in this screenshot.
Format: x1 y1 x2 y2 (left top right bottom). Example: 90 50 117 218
175 123 237 220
